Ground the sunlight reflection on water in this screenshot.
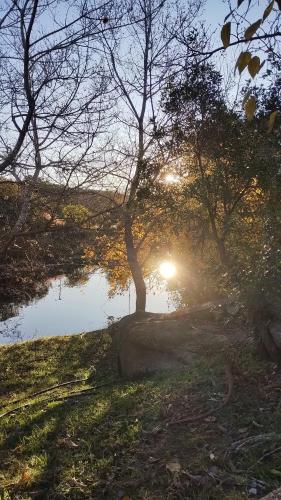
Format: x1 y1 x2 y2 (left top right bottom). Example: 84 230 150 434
0 271 176 344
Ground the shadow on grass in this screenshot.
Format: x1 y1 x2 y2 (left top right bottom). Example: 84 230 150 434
1 379 157 499
1 343 281 500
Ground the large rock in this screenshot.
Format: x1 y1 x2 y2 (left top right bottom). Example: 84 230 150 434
261 487 281 499
110 308 243 378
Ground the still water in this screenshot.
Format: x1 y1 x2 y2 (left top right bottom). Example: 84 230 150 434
0 271 176 344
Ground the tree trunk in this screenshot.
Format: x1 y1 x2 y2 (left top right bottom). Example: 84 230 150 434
124 211 146 312
1 177 36 256
196 150 230 267
249 292 281 362
216 236 229 267
253 313 281 363
2 117 41 256
208 212 229 267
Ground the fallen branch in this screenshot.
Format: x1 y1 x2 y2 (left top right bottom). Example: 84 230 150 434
0 380 117 420
0 377 89 411
168 362 233 426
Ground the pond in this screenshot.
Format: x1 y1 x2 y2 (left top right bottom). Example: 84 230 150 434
0 271 177 344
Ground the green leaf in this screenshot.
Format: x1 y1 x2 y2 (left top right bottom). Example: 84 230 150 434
268 110 278 133
235 51 251 74
248 56 261 78
221 22 231 48
244 19 262 40
244 96 256 121
263 1 274 20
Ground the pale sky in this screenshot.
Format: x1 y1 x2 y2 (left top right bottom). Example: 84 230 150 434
204 0 228 30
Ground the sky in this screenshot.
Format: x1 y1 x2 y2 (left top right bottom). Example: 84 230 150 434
204 0 229 33
202 0 274 99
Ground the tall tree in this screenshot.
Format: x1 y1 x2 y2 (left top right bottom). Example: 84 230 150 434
102 0 202 311
0 0 118 175
0 0 117 252
162 62 281 359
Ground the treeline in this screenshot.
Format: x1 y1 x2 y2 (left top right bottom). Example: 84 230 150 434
0 178 117 304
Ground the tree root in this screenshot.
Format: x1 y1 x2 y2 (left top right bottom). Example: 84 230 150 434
168 362 233 426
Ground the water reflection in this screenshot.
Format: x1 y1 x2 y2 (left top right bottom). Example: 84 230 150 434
0 270 176 344
0 302 21 322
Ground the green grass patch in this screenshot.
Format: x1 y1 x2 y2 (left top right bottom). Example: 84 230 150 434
0 332 281 499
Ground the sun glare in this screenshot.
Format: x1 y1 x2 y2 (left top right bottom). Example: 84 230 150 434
159 261 176 279
165 173 179 184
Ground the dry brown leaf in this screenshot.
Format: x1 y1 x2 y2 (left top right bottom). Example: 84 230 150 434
244 96 256 121
20 465 31 484
166 460 181 473
268 110 278 133
235 51 251 74
263 0 274 21
248 56 261 78
245 19 262 40
71 477 87 489
57 437 79 449
221 22 231 48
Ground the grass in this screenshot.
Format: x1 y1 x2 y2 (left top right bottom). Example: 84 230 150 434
0 331 281 499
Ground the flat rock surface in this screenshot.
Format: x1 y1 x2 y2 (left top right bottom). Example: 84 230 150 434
111 308 249 377
262 488 281 499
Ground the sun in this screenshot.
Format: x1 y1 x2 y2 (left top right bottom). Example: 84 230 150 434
159 261 177 279
165 173 179 184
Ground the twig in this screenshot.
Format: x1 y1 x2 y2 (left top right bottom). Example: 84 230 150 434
256 446 281 463
168 362 233 426
231 433 279 452
264 384 281 391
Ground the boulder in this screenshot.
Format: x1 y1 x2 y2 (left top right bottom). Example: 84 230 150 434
261 487 281 499
110 308 243 378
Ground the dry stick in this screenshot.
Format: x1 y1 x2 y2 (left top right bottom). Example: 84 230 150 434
0 380 117 420
0 377 89 411
0 387 96 419
169 362 233 426
231 433 279 452
246 445 281 473
256 446 281 463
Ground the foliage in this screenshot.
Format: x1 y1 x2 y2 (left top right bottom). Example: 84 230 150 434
62 204 90 225
0 181 21 229
155 62 281 307
221 0 281 123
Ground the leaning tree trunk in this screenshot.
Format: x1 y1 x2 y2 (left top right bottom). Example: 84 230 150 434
253 312 281 363
250 293 281 363
1 176 37 257
124 210 146 312
2 117 42 256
